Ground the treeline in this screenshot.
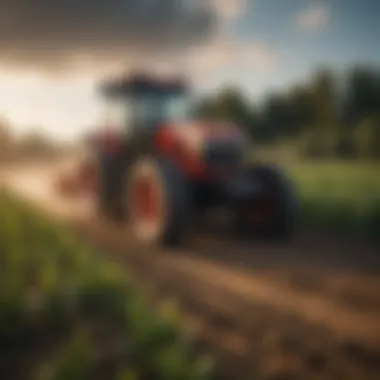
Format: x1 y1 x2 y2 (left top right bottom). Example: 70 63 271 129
197 65 380 160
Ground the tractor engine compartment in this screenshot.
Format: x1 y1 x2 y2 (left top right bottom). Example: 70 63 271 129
155 120 248 181
203 138 244 173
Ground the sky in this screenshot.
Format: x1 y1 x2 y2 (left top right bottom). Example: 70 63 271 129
0 0 379 141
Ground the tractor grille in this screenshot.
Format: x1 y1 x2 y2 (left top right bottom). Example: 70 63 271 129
203 141 242 167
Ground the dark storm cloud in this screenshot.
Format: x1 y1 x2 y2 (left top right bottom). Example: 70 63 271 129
0 0 217 69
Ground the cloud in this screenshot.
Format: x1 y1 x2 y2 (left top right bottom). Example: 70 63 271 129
0 0 250 74
186 38 278 79
126 35 279 86
176 1 278 84
211 0 247 22
296 3 330 32
0 0 220 72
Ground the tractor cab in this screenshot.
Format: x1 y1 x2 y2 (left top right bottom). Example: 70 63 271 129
99 73 193 140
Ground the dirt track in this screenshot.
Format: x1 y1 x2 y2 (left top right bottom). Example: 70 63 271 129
1 162 380 380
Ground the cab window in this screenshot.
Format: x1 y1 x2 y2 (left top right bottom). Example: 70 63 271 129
133 95 164 129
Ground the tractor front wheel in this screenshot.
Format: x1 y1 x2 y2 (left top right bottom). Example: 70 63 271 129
234 165 299 240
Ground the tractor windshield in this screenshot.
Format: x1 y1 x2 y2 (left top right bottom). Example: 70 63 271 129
133 94 193 128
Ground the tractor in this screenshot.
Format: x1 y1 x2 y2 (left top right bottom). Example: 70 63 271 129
60 72 298 245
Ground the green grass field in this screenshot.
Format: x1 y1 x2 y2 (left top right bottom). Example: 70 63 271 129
0 192 216 380
286 162 380 239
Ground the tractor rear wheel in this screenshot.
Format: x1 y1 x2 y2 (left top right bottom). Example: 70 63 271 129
234 165 299 240
126 157 191 246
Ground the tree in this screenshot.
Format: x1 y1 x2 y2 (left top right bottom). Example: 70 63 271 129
287 85 314 133
263 93 297 138
303 69 339 157
310 69 338 131
195 96 218 119
196 86 254 135
344 66 380 123
214 86 252 127
344 66 380 159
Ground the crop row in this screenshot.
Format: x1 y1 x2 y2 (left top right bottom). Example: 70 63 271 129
0 191 216 380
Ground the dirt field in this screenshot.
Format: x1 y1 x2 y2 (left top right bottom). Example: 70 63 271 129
1 162 380 380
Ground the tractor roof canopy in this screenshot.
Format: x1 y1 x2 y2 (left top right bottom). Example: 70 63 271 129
99 72 188 98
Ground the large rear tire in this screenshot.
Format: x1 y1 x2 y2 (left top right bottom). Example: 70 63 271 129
126 157 191 246
234 164 299 240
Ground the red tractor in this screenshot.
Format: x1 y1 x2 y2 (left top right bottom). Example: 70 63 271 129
68 72 298 245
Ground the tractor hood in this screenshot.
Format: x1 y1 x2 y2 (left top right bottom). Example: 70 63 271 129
169 120 248 170
174 120 248 151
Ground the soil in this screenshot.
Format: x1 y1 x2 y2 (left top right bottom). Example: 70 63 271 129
2 162 380 380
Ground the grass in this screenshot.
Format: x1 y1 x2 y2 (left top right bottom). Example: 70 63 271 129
285 161 380 239
0 191 216 380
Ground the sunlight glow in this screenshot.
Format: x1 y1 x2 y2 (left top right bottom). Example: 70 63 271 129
0 71 102 141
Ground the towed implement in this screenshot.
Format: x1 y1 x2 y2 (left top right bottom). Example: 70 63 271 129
57 72 298 245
